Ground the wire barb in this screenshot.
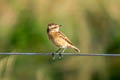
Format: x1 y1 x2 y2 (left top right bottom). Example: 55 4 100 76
0 53 120 56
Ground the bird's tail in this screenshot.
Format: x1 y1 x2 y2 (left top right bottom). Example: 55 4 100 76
69 45 80 53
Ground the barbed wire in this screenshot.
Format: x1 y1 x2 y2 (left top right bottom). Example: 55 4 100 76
0 53 120 56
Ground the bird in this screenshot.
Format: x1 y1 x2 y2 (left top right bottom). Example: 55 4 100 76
47 23 80 59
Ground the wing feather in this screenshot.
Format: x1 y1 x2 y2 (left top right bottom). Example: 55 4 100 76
58 32 73 45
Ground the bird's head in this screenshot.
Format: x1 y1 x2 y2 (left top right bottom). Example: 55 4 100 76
47 23 62 32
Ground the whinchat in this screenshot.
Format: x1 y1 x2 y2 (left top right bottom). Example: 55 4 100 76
47 23 80 59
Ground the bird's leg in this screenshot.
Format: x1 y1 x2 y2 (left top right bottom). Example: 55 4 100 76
59 47 67 59
52 48 61 60
55 48 61 53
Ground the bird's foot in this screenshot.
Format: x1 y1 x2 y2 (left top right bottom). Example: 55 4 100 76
58 53 63 59
52 53 56 60
52 52 64 60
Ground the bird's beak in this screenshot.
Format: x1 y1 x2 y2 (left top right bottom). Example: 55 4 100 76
59 24 62 27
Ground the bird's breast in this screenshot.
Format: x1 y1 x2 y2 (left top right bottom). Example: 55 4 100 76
48 32 59 42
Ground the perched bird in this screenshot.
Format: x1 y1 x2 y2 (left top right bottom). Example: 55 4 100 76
47 23 80 59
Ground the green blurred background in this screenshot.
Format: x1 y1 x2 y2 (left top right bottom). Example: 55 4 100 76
0 0 120 80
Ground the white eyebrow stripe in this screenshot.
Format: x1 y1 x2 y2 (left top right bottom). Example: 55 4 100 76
51 25 55 28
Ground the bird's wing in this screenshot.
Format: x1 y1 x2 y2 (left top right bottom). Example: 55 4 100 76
58 31 73 45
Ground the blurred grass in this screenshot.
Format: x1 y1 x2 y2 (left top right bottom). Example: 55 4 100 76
0 0 120 80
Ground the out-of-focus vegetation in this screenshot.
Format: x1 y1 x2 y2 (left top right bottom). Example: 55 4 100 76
0 0 120 80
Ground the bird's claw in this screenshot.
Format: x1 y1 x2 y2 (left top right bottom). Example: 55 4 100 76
58 53 63 59
52 52 63 60
52 53 56 60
